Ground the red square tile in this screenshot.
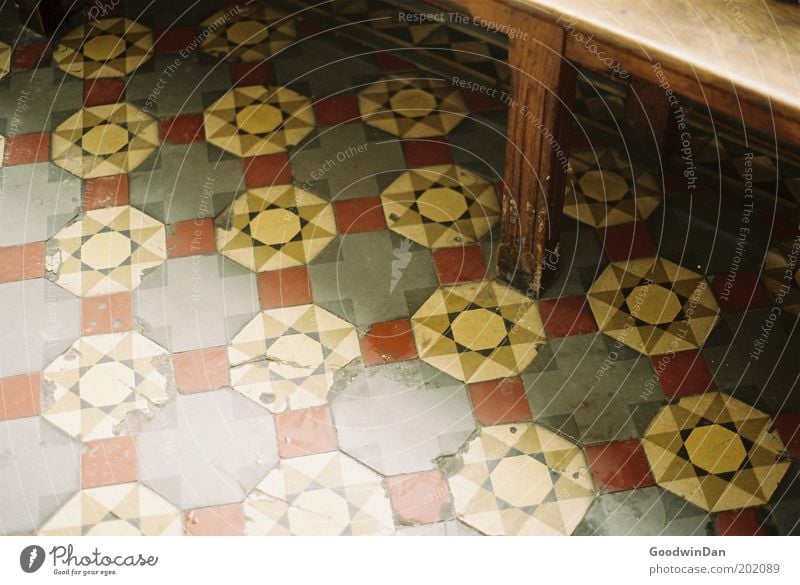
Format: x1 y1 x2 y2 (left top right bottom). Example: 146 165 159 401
387 470 451 524
160 114 205 144
432 245 487 285
167 219 216 258
83 175 129 210
314 95 361 127
0 242 45 284
257 266 313 309
12 43 50 70
243 152 292 187
297 19 323 38
463 89 506 113
537 295 598 338
185 503 245 536
2 132 49 166
599 221 657 262
155 26 197 54
334 197 386 234
0 373 40 421
402 138 454 168
468 377 531 425
83 78 126 106
231 62 274 86
81 436 138 488
712 271 771 313
376 52 415 72
361 320 417 366
584 440 655 493
650 349 716 398
173 347 230 394
715 509 767 536
775 412 800 459
275 406 337 458
81 293 134 336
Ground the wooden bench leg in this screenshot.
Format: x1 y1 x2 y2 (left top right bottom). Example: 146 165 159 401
623 78 678 162
497 15 576 298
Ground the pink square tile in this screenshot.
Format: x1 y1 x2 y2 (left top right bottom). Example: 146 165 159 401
185 503 245 536
81 436 138 488
387 470 452 524
275 406 337 458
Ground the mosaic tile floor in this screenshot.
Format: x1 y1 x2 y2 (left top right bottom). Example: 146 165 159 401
0 0 799 537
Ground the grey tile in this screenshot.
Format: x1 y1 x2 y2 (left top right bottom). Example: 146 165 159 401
137 389 279 510
0 163 80 246
574 487 712 536
0 279 80 377
309 230 438 327
290 123 405 201
448 114 507 180
0 69 82 135
129 142 244 224
133 255 260 353
331 361 474 475
703 310 800 414
0 417 81 535
765 463 800 536
540 217 606 299
523 333 664 444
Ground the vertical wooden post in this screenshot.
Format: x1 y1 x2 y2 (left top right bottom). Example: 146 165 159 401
497 14 575 298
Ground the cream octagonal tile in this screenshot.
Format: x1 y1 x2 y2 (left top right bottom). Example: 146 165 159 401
204 85 315 157
642 392 790 512
411 280 546 383
51 103 160 179
53 17 153 79
587 257 720 356
381 164 500 249
200 4 296 62
244 451 394 535
228 304 361 413
216 185 336 272
443 423 594 535
41 331 172 442
47 205 167 297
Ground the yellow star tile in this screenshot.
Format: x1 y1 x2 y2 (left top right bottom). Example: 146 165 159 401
216 185 336 272
47 205 167 297
0 41 10 81
381 164 500 248
51 103 160 179
204 85 315 157
39 483 182 535
245 451 394 535
359 77 468 138
446 423 594 535
564 146 662 228
228 305 361 413
200 4 296 62
411 280 546 383
587 257 720 356
762 237 800 315
642 392 790 512
54 18 153 79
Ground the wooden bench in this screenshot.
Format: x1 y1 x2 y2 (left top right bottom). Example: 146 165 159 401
432 0 800 296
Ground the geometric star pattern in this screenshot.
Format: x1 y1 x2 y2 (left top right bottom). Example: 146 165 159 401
358 77 469 138
53 18 154 79
587 257 720 356
41 332 172 442
244 451 394 535
216 185 336 272
47 205 167 297
381 164 500 248
642 392 790 512
762 237 800 315
564 146 662 228
228 304 361 413
445 423 595 535
203 85 315 157
0 41 10 81
200 4 296 62
38 483 182 535
411 281 546 383
51 103 160 178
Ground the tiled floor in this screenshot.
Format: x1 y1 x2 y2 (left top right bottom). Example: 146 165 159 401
1 0 799 537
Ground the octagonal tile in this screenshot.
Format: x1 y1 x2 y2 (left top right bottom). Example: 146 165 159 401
200 4 295 62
